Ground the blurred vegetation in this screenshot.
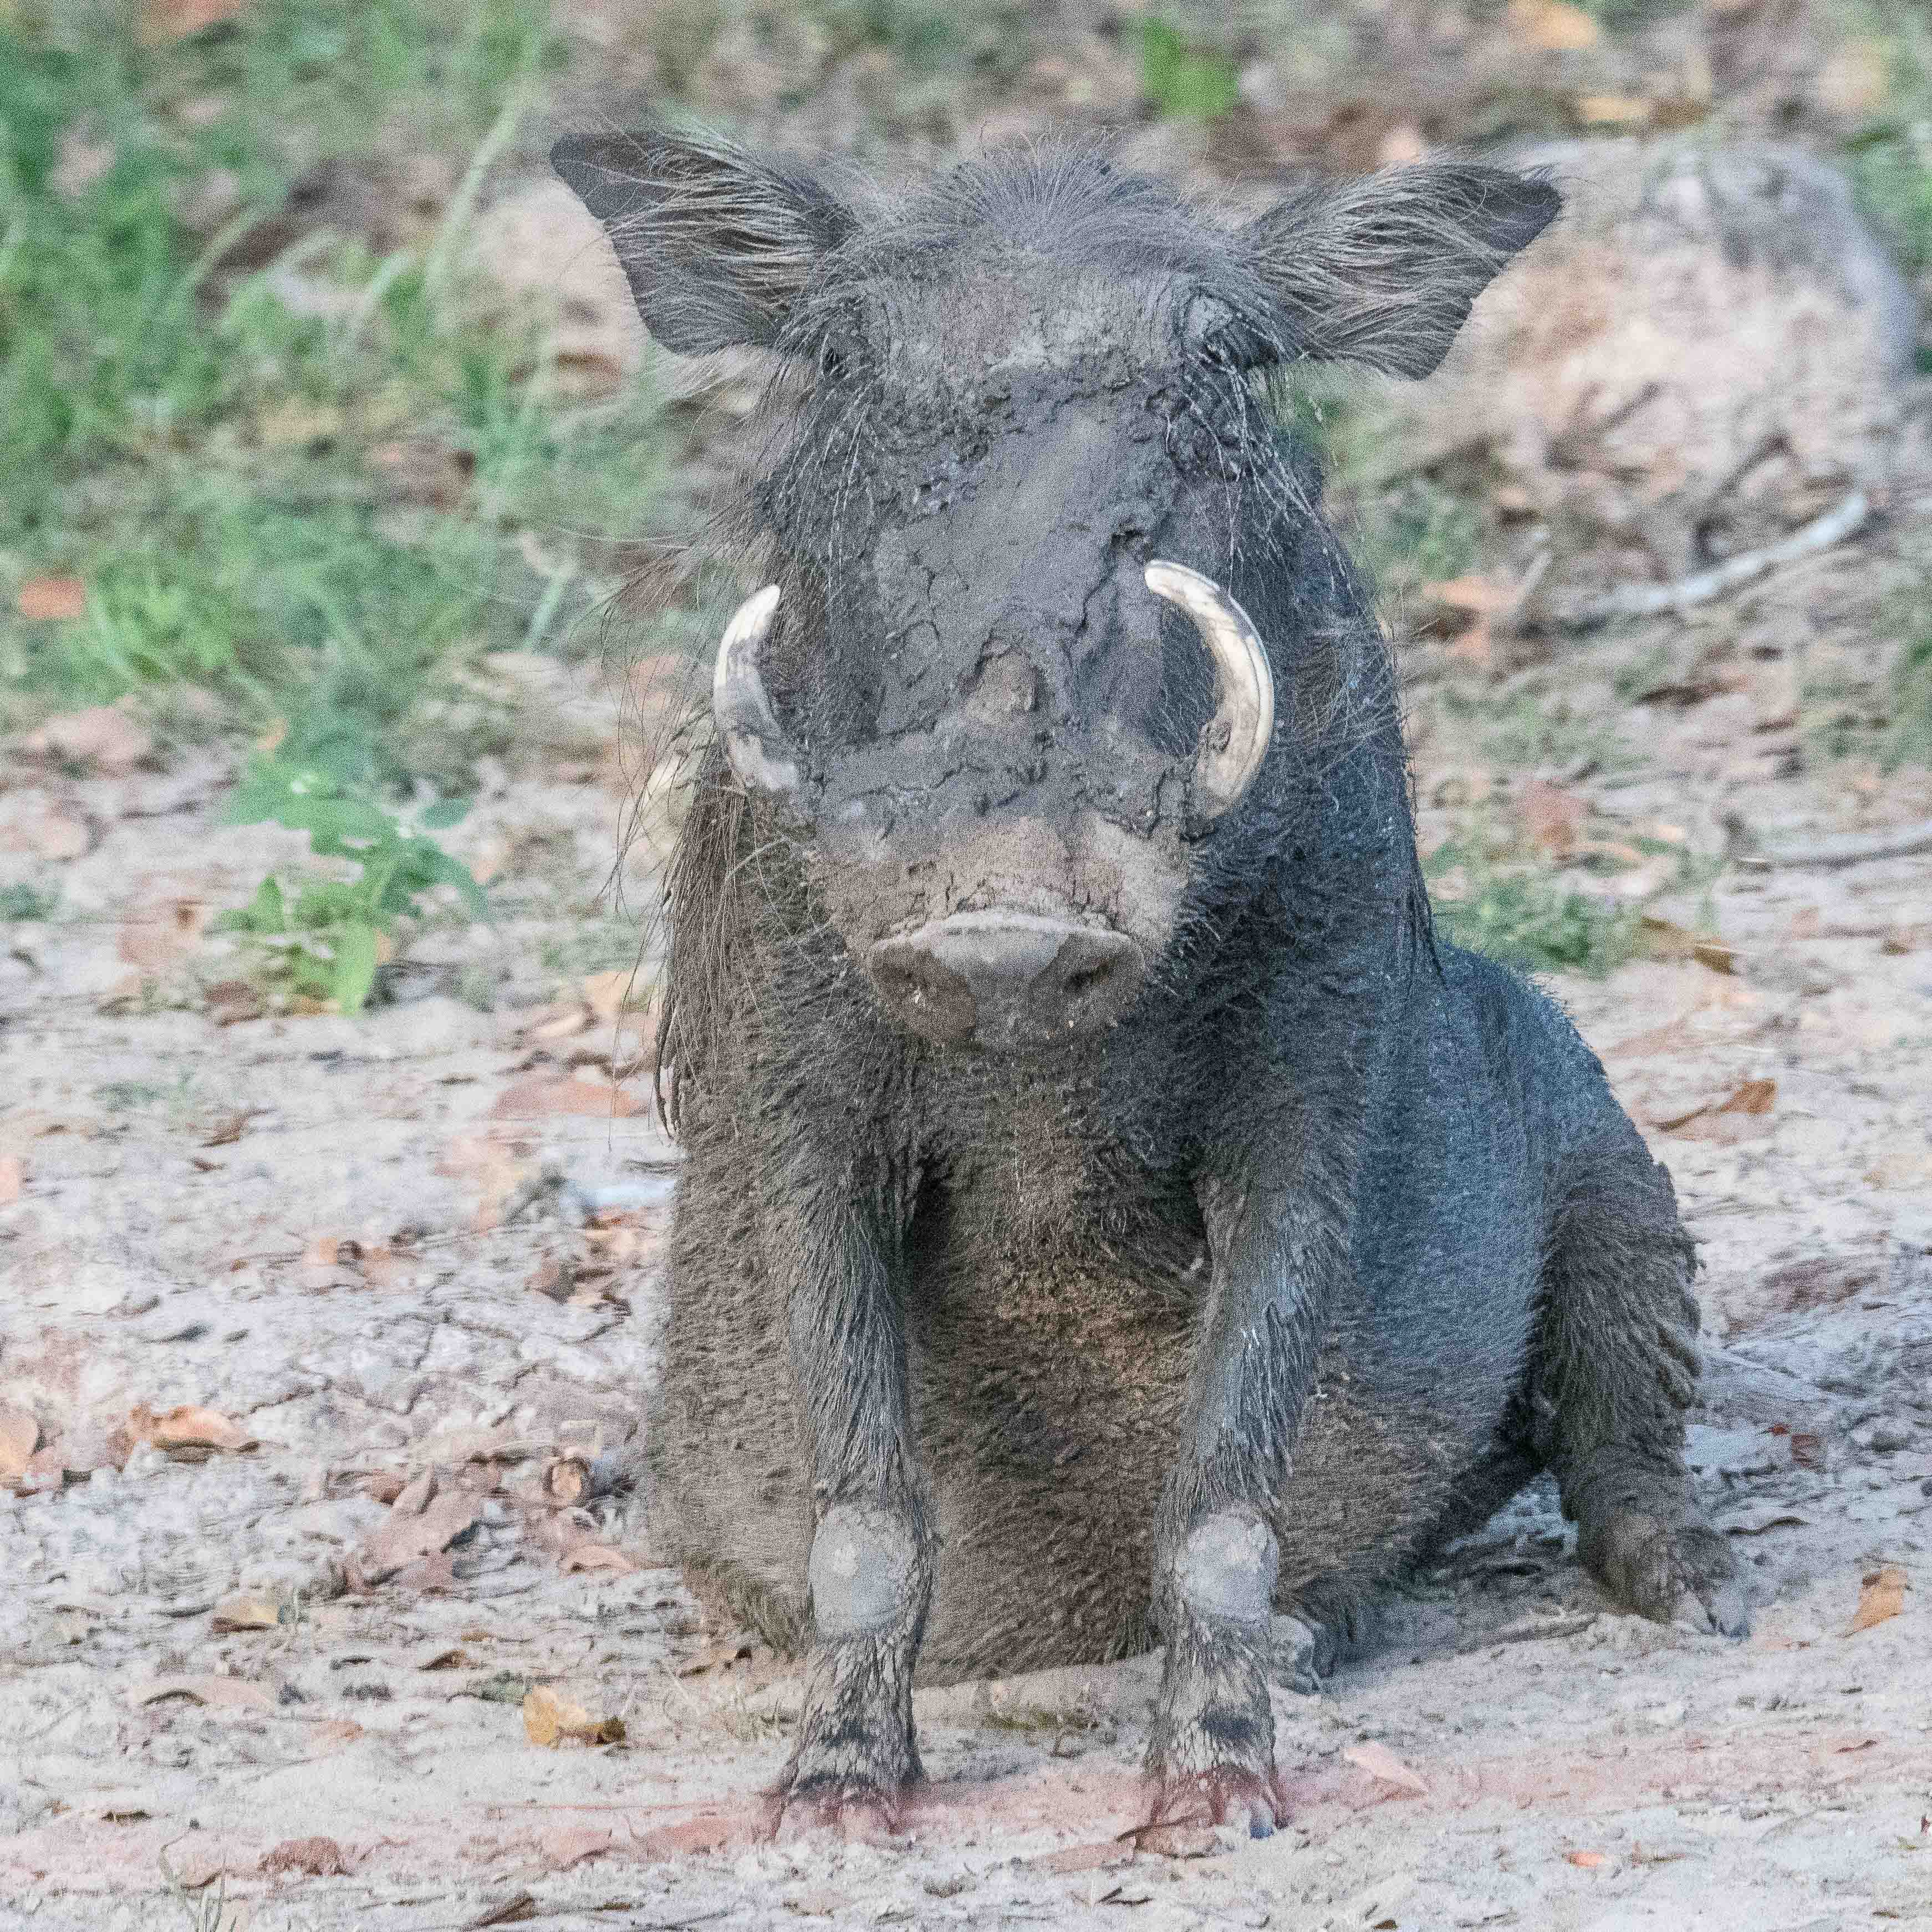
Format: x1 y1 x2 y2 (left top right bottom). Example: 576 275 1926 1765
0 0 663 772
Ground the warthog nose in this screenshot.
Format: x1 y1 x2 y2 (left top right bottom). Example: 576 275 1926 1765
866 912 1145 1051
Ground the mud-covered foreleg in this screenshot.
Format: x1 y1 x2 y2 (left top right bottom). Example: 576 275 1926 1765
1534 1140 1747 1639
770 1180 935 1829
1144 1157 1350 1837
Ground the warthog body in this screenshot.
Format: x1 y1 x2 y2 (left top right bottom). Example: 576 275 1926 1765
555 131 1745 1831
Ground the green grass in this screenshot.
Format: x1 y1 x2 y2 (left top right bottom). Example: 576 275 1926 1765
1 1 665 775
0 882 60 921
1138 15 1239 123
0 2 679 1006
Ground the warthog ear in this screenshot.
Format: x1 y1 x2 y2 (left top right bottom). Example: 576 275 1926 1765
1243 161 1559 379
552 128 855 355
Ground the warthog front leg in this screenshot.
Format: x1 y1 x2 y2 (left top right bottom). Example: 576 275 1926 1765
768 1181 934 1833
1145 1152 1350 1837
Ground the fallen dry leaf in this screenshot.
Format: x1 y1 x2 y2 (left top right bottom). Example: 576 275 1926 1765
0 1404 41 1480
15 575 87 622
24 704 153 773
539 1826 614 1872
202 978 267 1026
559 1542 636 1577
117 897 208 972
1848 1565 1908 1635
0 1155 22 1206
1564 1849 1609 1869
1575 93 1649 125
355 1468 491 1592
1342 1740 1429 1796
521 1684 625 1748
582 968 650 1024
489 1074 641 1120
130 1674 276 1712
211 1591 283 1633
259 1836 353 1878
1655 1078 1776 1141
676 1636 752 1679
117 1403 258 1463
1508 0 1599 50
1518 778 1586 861
1638 915 1740 974
467 1893 540 1929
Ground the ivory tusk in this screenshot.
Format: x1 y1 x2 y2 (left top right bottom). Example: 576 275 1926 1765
1144 560 1275 821
711 584 800 796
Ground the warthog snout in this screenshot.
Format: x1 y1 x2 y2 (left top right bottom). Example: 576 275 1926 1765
866 911 1144 1051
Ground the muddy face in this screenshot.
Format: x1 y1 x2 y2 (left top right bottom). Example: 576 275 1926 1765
717 286 1277 1052
553 132 1559 1052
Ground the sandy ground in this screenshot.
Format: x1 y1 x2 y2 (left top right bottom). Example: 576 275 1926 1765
5 537 1932 1931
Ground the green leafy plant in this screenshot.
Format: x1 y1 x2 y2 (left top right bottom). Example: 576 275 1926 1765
217 733 485 1013
0 883 60 921
1138 16 1239 123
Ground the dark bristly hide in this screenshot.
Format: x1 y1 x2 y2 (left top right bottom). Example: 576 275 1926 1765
554 129 1745 1837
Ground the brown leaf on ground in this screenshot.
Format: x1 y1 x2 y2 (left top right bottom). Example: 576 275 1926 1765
117 1402 258 1461
1564 1849 1610 1868
1655 1078 1776 1141
1342 1740 1430 1796
560 1542 636 1577
117 898 208 972
198 1109 254 1148
582 968 650 1024
1518 778 1587 860
521 1684 624 1747
437 1133 532 1228
1508 0 1599 51
130 1674 276 1712
259 1836 354 1877
24 705 153 772
1131 1824 1219 1858
539 1825 614 1871
467 1893 539 1928
0 1404 41 1480
676 1636 752 1679
211 1591 283 1633
1638 915 1740 974
489 1074 641 1120
203 978 267 1026
347 1474 483 1589
16 575 88 621
0 1156 22 1206
1848 1565 1908 1635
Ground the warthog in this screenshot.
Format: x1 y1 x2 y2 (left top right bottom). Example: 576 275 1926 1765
554 129 1746 1834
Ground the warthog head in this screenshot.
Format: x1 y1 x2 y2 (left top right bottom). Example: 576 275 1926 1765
557 134 1556 1054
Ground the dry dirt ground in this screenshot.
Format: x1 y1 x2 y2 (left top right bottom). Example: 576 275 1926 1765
5 532 1932 1932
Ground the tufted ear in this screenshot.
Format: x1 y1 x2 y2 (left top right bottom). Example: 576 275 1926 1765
552 128 857 355
1242 161 1559 379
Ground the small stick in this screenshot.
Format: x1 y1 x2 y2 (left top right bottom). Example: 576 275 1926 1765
1559 488 1870 629
1742 817 1932 870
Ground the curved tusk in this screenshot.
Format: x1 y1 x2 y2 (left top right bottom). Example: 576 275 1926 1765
1144 560 1275 822
711 584 800 797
